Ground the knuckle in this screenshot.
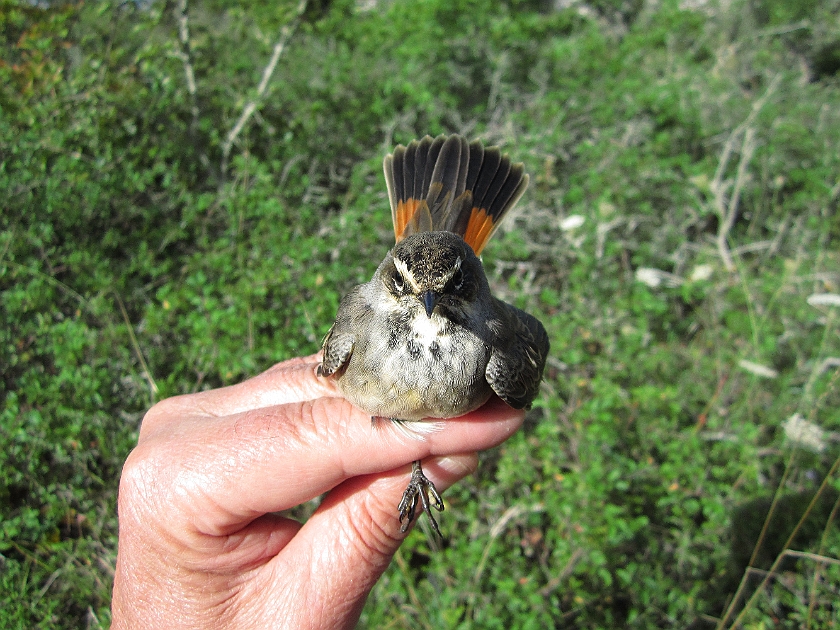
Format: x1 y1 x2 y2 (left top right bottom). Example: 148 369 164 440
139 394 191 437
117 441 168 523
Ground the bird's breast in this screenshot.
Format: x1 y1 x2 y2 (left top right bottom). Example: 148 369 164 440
338 301 493 420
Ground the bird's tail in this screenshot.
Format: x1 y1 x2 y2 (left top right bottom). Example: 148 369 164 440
383 134 529 256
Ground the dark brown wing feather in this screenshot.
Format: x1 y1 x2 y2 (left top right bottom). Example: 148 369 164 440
485 300 549 409
384 134 529 254
316 286 363 377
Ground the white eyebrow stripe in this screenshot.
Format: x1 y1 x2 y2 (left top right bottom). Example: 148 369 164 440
394 257 420 292
394 254 463 291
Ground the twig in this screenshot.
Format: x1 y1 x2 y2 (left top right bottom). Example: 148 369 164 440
808 497 840 626
220 0 308 182
174 0 199 136
709 75 780 272
539 547 586 597
718 454 840 629
114 291 159 399
472 503 538 585
747 450 797 569
717 127 756 271
4 260 86 306
807 493 840 623
392 548 435 630
781 549 840 568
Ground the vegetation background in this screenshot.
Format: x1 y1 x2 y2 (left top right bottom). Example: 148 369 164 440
2 0 839 627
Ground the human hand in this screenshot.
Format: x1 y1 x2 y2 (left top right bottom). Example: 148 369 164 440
111 354 524 629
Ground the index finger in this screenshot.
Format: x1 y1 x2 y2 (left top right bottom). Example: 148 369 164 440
140 354 336 439
127 393 523 537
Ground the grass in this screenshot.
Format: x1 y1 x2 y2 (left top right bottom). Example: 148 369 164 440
1 0 839 627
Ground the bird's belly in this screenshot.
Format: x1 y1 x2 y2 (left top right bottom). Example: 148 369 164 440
337 321 492 421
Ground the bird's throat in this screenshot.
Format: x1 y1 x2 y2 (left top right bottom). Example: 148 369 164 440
409 310 449 347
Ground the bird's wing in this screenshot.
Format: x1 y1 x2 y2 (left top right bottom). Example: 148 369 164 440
485 300 550 409
317 287 364 377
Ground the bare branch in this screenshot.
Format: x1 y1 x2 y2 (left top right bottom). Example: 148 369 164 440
174 0 199 136
220 0 309 182
115 291 159 400
709 75 780 272
714 126 756 271
718 454 840 630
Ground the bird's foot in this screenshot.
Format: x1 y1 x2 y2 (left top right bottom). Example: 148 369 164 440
398 460 443 537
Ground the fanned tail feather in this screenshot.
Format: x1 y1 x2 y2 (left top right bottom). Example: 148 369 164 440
384 134 529 255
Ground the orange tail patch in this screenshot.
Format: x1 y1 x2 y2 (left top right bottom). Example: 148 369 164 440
383 134 528 254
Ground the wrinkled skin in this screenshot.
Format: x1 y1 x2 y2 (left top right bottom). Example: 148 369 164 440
111 354 524 629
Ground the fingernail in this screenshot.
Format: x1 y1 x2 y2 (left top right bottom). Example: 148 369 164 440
435 453 479 477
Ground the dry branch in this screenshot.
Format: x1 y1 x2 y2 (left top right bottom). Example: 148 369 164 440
174 0 199 135
220 0 309 182
710 75 780 272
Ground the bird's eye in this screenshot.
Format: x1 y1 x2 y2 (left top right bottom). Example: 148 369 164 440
452 269 464 291
393 271 405 293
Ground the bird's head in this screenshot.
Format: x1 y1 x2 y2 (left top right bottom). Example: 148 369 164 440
381 231 485 317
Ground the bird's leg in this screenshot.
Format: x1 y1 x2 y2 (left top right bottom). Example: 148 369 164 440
398 459 444 537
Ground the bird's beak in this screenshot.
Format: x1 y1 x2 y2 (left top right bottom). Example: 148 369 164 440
420 290 439 317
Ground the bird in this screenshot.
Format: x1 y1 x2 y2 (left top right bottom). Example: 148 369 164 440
317 134 549 537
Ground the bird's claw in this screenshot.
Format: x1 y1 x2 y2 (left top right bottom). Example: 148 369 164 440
398 460 444 537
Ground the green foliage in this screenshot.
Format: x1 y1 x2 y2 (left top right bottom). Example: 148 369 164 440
2 0 839 627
